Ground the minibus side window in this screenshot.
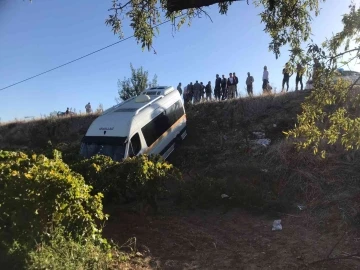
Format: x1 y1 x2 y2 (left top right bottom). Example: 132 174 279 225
166 101 184 127
129 133 141 157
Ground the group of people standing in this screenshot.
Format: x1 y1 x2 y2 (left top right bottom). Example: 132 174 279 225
261 62 306 94
176 60 315 104
179 72 241 104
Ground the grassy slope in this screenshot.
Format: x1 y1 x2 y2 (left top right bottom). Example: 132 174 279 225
1 91 360 269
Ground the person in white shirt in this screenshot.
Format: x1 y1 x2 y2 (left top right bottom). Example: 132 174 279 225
262 66 269 93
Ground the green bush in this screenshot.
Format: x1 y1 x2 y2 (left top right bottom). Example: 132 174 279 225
0 149 108 254
72 154 182 210
26 228 125 270
71 155 117 200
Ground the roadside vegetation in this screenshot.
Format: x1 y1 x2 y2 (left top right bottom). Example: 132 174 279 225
1 1 360 268
1 87 360 268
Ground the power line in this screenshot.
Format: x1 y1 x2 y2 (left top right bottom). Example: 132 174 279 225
0 18 174 92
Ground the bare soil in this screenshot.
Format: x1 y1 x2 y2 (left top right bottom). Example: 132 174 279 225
104 207 360 269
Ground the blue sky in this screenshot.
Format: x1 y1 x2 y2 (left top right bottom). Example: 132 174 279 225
0 0 358 121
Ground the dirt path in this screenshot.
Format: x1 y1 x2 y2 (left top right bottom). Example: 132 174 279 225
103 208 360 269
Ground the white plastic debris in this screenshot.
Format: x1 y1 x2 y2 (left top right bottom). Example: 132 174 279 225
252 138 271 147
297 204 306 211
273 124 277 128
261 169 268 173
272 220 282 231
221 194 229 199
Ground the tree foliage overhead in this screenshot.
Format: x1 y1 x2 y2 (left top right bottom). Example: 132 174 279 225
284 3 360 158
106 0 324 58
118 63 158 101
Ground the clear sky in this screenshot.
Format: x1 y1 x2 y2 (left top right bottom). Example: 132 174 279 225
0 0 358 121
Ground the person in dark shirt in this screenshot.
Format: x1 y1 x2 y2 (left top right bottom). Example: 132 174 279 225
233 72 239 98
200 82 205 101
282 63 292 92
221 75 227 100
186 82 193 104
214 74 221 101
295 63 305 91
205 81 212 101
193 80 201 103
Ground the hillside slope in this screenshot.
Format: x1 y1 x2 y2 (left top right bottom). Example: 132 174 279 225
1 91 360 269
0 91 305 153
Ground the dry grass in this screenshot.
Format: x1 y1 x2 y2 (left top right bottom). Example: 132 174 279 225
0 113 99 150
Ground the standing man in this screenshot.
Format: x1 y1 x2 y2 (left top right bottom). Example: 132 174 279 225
262 66 269 94
227 73 236 99
193 80 201 103
183 84 188 103
282 63 292 92
85 102 92 114
177 82 182 95
205 81 212 101
312 58 321 82
200 82 205 101
214 74 221 101
246 72 254 96
233 72 239 98
221 75 227 100
295 63 305 91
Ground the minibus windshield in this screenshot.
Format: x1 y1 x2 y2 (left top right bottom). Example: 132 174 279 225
80 136 127 161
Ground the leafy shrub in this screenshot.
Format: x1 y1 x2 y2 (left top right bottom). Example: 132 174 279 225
71 155 116 201
0 150 108 254
72 154 182 210
26 228 125 270
284 78 360 157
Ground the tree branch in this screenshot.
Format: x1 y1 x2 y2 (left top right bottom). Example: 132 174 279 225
166 0 243 12
108 0 132 12
330 47 360 60
197 8 213 22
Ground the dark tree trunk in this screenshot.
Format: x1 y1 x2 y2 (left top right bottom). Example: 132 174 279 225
166 0 230 12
